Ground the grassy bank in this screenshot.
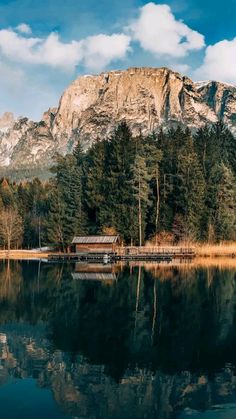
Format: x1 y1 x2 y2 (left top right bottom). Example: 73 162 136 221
144 242 236 257
0 250 49 260
0 243 236 260
194 243 236 257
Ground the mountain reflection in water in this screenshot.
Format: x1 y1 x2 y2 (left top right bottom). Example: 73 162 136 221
0 260 235 419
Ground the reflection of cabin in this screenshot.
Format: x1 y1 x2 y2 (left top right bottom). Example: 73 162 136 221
72 235 120 254
71 263 118 282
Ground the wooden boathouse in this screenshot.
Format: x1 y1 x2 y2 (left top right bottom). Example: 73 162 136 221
71 235 120 254
48 236 195 262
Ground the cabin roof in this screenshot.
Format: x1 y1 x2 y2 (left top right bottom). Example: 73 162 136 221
72 235 119 244
71 272 116 281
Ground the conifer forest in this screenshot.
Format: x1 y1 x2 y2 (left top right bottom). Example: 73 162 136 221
0 122 235 250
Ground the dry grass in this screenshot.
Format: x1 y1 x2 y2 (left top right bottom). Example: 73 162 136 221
144 241 236 258
0 250 49 260
195 243 236 257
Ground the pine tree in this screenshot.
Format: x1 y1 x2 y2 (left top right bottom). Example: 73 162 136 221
0 179 15 208
84 140 107 231
214 123 236 175
131 154 151 245
47 184 67 251
47 153 86 251
102 123 136 242
175 130 205 240
141 135 162 239
208 163 236 241
194 126 212 177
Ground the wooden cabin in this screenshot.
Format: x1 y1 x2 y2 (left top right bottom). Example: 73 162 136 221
72 235 120 254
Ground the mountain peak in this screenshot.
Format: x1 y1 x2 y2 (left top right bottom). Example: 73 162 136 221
0 112 15 131
0 67 236 170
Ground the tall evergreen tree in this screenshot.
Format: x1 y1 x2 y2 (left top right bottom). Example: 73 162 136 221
208 163 236 241
174 130 205 240
47 184 67 251
47 153 86 250
141 134 162 239
131 154 151 245
84 140 107 231
103 123 136 241
0 179 15 208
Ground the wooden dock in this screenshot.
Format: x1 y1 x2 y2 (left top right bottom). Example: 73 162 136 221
118 246 195 259
48 252 116 262
48 247 195 263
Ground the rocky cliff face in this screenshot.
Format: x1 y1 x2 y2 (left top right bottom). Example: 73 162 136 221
0 111 57 168
1 67 236 169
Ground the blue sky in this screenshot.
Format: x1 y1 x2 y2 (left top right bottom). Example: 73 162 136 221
0 0 235 119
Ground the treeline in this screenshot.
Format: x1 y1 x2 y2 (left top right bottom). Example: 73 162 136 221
0 122 235 250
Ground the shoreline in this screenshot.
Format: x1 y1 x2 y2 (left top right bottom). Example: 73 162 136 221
194 243 236 258
0 244 235 260
0 250 49 260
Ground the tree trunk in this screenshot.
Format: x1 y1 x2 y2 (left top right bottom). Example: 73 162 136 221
38 217 41 250
7 236 10 257
155 169 160 245
138 174 142 247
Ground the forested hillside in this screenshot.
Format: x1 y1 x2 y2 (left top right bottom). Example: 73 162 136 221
0 122 235 250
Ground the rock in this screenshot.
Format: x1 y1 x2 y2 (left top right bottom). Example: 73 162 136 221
1 67 236 169
0 112 15 131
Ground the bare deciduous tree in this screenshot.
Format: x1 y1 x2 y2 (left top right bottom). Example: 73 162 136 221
0 209 23 252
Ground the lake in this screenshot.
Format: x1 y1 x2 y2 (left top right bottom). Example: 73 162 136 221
0 259 236 419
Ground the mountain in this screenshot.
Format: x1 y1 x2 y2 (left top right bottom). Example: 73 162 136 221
1 67 236 169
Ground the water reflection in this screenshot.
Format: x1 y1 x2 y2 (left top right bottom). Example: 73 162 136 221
0 260 235 418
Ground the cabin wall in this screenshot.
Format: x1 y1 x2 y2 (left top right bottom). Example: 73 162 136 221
75 243 117 253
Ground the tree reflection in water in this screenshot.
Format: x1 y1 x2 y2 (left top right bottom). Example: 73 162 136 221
0 260 235 418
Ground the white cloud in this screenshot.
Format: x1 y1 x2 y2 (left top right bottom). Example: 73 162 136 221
16 23 32 35
0 23 131 118
0 29 83 71
194 38 236 84
0 29 130 72
0 30 41 63
0 5 205 74
171 63 190 74
81 33 131 71
38 33 84 70
128 2 205 58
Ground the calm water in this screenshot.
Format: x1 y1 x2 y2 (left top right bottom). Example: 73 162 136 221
0 260 236 419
